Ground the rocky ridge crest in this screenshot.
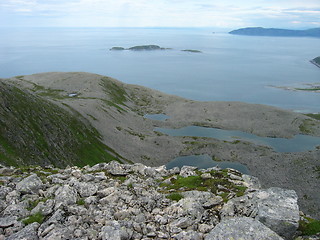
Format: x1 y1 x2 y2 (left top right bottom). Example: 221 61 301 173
0 162 310 240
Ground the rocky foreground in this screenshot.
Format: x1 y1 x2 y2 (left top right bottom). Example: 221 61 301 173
1 162 318 240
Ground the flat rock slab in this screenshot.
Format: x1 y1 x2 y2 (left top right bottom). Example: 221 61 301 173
205 217 284 240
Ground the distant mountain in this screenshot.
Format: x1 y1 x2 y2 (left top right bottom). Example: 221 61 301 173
229 27 320 37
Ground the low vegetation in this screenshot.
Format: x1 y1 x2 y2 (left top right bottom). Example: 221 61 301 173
166 192 184 201
100 77 127 106
22 212 45 225
299 119 315 134
160 169 247 201
299 216 320 236
305 113 320 121
0 82 123 167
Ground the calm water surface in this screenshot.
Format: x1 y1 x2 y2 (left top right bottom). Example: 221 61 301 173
0 27 319 112
155 126 320 152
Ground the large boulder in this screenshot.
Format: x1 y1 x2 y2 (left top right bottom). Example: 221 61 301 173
73 181 98 198
16 174 43 194
205 217 284 240
105 161 131 176
100 221 121 240
54 185 77 209
255 187 299 240
220 187 300 240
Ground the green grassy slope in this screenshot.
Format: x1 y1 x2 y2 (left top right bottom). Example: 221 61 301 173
0 81 123 167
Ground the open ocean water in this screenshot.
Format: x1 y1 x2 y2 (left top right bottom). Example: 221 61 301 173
0 27 319 112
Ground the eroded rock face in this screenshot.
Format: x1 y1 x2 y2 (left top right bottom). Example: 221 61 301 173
0 162 302 240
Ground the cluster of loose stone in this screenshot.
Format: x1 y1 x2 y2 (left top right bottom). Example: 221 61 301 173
0 161 300 240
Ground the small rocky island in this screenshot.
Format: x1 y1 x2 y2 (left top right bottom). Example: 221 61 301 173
181 49 202 53
110 45 170 51
110 45 202 53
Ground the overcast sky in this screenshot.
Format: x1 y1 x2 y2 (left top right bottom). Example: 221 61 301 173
1 0 320 29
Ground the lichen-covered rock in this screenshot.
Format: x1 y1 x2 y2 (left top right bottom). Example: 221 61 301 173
255 187 300 240
105 161 131 176
2 204 29 218
16 174 43 194
220 193 258 218
174 230 203 240
205 217 284 240
242 174 261 191
54 185 77 209
180 166 198 177
6 222 39 240
30 199 54 216
220 187 300 240
100 221 121 240
73 181 98 197
0 216 17 228
0 186 12 200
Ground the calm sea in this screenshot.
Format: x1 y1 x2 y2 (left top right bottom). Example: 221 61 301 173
0 27 319 112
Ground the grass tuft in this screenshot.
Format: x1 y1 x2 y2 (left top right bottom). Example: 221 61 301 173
166 192 184 201
22 212 45 225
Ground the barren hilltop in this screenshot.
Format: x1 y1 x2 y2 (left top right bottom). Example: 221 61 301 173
1 72 320 222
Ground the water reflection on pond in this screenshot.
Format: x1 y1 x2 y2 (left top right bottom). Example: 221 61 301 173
166 154 250 174
155 126 320 152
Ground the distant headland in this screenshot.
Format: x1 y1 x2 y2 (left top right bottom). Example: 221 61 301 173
229 27 320 37
311 56 320 68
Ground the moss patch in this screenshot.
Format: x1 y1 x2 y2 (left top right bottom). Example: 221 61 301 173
166 192 184 201
299 217 320 236
160 169 246 198
22 212 45 225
